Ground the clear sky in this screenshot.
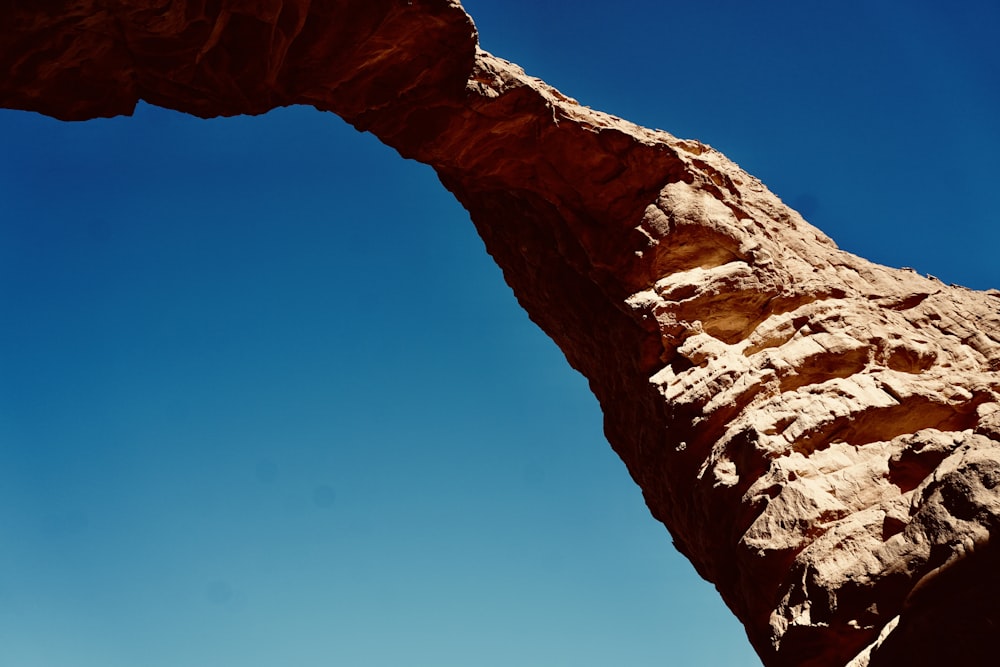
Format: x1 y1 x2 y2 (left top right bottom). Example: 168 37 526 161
1 1 997 666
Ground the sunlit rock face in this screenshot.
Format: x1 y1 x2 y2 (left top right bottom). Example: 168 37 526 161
5 1 1000 664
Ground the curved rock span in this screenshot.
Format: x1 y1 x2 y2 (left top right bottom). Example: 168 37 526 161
4 2 999 664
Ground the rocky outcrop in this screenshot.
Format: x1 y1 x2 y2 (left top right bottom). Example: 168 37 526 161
4 2 1000 664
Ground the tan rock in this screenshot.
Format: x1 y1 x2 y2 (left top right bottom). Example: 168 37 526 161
3 1 999 664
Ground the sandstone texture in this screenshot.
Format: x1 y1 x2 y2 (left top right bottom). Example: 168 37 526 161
4 2 1000 665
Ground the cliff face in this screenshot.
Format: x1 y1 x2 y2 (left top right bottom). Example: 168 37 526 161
4 2 1000 664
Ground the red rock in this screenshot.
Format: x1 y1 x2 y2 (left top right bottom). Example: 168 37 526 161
4 2 1000 664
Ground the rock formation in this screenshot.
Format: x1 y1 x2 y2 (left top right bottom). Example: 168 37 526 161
4 2 999 664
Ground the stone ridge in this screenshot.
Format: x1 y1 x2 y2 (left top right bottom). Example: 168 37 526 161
4 2 1000 665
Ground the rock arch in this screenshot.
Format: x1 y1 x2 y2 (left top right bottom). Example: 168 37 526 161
4 2 1000 664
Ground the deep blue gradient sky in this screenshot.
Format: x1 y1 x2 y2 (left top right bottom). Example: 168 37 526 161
1 1 998 666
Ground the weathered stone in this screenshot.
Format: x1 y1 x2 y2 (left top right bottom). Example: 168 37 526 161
3 2 999 664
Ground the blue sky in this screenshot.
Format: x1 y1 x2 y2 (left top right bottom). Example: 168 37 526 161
1 1 997 666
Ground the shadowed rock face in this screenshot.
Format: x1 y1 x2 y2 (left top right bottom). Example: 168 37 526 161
4 2 1000 664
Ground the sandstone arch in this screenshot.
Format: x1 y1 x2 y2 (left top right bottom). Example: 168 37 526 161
4 2 1000 664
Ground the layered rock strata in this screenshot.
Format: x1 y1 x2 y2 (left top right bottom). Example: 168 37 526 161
4 1 1000 664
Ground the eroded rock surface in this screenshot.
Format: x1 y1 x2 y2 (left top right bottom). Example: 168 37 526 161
4 2 999 664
